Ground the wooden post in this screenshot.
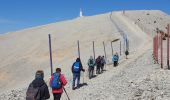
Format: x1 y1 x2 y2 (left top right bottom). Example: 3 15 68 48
93 41 95 60
48 34 53 75
167 24 170 69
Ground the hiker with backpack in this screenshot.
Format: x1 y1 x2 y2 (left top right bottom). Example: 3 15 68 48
112 52 119 67
50 68 67 100
101 56 106 72
96 56 102 74
87 56 95 79
72 58 85 90
26 70 50 100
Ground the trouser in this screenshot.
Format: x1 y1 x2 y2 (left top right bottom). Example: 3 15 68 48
114 61 118 67
96 65 100 74
53 93 62 100
88 66 94 79
72 73 80 88
101 64 104 72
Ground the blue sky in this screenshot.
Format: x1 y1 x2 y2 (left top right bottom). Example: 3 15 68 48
0 0 169 34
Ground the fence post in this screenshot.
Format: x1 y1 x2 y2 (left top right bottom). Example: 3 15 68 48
77 40 80 58
161 32 163 69
93 41 95 60
167 24 170 69
103 41 107 62
120 41 121 56
48 34 53 75
111 41 114 67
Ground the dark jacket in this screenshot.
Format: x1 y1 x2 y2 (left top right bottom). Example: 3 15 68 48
72 58 84 73
31 78 50 100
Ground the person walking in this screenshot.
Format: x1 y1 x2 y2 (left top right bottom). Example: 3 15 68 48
72 58 85 90
50 68 67 100
101 56 106 72
112 52 119 67
96 56 102 74
125 50 129 59
87 56 95 79
26 70 50 100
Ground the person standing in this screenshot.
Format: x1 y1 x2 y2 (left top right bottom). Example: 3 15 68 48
101 56 106 72
87 56 95 79
96 56 102 74
112 52 119 67
50 68 67 100
26 70 50 100
72 58 85 90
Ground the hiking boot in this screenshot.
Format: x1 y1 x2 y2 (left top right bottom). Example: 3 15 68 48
72 86 76 90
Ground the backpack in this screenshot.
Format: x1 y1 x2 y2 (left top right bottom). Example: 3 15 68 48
51 73 62 89
26 83 41 100
73 62 80 72
89 59 94 67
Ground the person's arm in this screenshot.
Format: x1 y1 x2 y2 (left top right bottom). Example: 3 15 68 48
60 74 67 86
71 63 74 73
80 62 85 72
87 59 90 66
44 84 50 99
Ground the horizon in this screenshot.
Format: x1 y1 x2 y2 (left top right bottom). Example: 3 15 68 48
0 0 169 34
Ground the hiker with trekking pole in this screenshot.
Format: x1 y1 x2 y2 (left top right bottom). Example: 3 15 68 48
71 58 85 90
48 34 70 100
50 68 68 100
87 56 95 79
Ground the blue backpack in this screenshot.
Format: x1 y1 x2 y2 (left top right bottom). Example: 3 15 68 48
73 62 80 72
51 73 61 89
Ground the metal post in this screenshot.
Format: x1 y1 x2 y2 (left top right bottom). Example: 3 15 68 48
154 37 155 59
93 41 95 60
48 34 53 75
77 40 80 58
161 32 163 68
156 33 159 63
120 41 121 56
111 41 114 67
103 41 107 62
167 24 170 69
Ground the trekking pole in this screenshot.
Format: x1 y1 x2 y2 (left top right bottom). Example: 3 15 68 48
48 34 53 75
63 87 70 100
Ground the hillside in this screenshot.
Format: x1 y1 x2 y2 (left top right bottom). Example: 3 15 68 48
0 10 170 100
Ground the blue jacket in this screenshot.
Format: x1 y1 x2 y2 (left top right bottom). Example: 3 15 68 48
112 55 119 62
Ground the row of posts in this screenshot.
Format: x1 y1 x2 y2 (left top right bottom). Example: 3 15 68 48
153 24 170 69
48 35 123 74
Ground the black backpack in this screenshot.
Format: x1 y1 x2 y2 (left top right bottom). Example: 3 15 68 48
26 83 41 100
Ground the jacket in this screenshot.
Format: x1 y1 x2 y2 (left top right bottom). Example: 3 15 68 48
112 55 119 62
87 58 95 67
50 74 67 94
31 78 50 100
72 60 84 73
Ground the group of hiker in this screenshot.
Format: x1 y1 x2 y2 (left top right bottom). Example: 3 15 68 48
26 51 129 100
26 68 67 100
87 55 106 79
